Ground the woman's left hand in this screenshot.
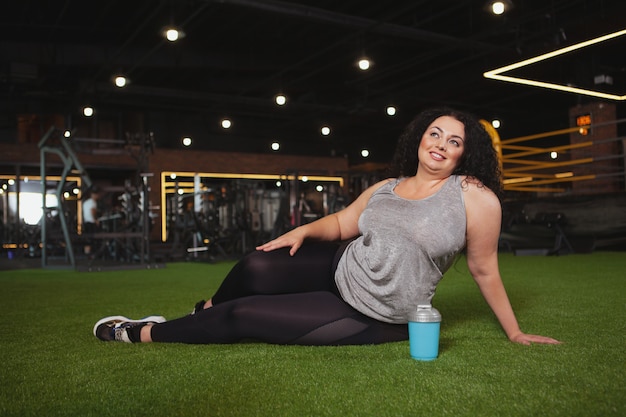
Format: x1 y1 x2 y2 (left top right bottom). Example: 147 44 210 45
509 332 562 345
256 227 307 256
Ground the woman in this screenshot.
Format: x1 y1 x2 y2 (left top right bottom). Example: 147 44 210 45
94 107 561 346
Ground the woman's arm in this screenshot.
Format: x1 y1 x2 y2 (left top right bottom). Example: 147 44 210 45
257 179 392 255
464 183 561 345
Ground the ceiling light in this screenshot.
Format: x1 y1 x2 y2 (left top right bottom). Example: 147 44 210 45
357 58 371 71
275 94 286 106
182 137 192 147
83 106 94 117
361 149 370 158
488 0 512 15
491 119 501 129
484 28 626 101
386 106 397 116
162 27 185 42
113 75 129 88
321 126 331 136
271 142 280 151
221 119 232 129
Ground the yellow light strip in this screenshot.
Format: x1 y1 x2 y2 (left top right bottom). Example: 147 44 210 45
512 175 596 186
160 173 167 242
503 176 533 184
503 173 596 192
501 126 585 145
504 172 556 179
159 171 345 241
484 28 626 100
502 141 593 158
502 159 556 166
502 144 546 152
503 171 574 181
505 157 594 173
162 171 344 187
505 186 565 193
554 172 574 178
0 175 82 182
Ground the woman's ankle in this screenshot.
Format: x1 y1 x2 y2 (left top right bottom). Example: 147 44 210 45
140 324 153 342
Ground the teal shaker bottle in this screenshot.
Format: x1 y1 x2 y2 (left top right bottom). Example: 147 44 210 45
408 304 441 361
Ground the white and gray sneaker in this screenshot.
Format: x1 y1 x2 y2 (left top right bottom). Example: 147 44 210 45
93 315 166 342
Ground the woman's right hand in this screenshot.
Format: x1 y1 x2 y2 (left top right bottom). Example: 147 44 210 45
256 227 307 256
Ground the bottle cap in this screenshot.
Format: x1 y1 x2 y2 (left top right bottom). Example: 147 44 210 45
408 304 442 323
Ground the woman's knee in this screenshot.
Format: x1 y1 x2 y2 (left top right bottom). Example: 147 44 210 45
238 249 267 270
236 249 285 279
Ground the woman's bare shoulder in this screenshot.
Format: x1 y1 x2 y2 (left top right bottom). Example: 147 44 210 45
368 177 395 192
350 178 395 206
460 176 500 210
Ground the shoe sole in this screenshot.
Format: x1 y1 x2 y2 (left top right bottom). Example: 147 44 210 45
92 315 167 338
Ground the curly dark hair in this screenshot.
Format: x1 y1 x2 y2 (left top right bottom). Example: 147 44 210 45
387 107 503 199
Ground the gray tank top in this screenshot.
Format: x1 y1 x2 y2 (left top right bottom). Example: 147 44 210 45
334 175 467 323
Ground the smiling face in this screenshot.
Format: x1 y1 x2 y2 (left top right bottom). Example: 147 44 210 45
417 115 466 176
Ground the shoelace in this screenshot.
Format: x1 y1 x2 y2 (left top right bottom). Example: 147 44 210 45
113 323 134 342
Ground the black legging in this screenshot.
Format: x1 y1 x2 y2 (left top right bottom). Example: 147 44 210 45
151 242 408 345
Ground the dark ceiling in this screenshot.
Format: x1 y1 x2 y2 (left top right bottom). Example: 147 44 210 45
2 0 625 164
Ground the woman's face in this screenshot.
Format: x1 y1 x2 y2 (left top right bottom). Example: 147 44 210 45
417 115 466 175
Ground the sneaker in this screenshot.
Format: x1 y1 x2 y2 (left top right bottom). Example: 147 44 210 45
190 300 206 315
93 315 166 343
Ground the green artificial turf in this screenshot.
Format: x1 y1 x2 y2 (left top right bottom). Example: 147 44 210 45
0 253 624 417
